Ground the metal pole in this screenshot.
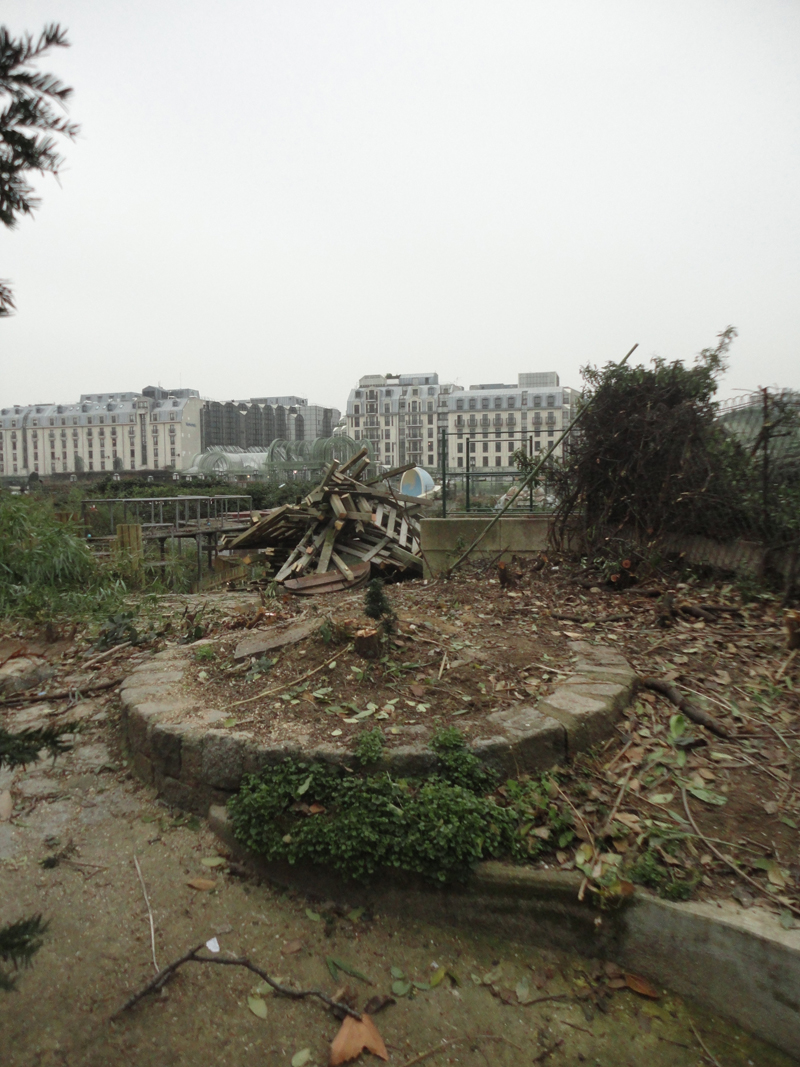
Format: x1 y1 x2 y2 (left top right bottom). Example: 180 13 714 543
440 428 447 518
465 444 471 512
109 501 115 536
196 532 202 584
529 436 534 512
448 343 639 574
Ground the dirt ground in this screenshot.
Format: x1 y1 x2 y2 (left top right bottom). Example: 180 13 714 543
0 708 793 1067
180 574 571 752
2 559 800 1064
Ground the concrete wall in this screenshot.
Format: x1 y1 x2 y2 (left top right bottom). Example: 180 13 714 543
420 515 551 575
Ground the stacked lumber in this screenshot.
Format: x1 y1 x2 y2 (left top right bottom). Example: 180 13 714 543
221 451 427 593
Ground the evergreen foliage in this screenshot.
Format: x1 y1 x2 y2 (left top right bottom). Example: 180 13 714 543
0 915 48 990
363 578 395 631
1 23 79 315
0 723 70 770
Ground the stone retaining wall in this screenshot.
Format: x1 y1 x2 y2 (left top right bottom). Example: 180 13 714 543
119 639 636 813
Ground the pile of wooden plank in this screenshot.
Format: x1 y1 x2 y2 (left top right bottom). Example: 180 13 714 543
221 450 427 594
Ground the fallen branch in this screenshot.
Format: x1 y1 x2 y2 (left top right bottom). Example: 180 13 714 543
113 939 362 1019
133 855 158 973
600 767 633 836
0 676 123 709
82 641 133 670
680 788 800 919
227 646 349 709
688 1018 723 1067
640 678 730 739
678 604 717 624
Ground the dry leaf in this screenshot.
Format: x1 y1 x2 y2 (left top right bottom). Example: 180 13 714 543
186 877 216 891
329 1014 388 1065
624 973 660 998
409 684 426 698
282 939 303 955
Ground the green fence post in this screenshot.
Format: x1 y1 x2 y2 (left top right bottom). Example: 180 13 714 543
465 446 471 512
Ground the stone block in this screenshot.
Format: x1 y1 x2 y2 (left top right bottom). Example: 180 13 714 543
151 723 182 779
558 680 631 713
132 751 154 785
486 708 567 774
121 670 184 689
120 685 176 709
567 665 637 687
383 745 437 777
158 775 202 812
568 640 629 667
126 706 158 756
539 686 615 754
168 724 204 782
201 730 247 790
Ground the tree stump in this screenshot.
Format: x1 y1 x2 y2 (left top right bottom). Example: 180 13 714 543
354 625 383 659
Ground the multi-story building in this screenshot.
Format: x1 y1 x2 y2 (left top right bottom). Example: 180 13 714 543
200 397 340 450
344 371 576 471
345 372 457 469
0 387 202 477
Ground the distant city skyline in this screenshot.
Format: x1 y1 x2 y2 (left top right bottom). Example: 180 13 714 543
2 1 799 409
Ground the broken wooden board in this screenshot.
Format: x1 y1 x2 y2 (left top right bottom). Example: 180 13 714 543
233 617 323 661
284 560 370 596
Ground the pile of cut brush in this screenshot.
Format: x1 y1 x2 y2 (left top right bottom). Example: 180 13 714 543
221 449 427 595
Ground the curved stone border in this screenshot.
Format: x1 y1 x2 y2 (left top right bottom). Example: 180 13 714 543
209 805 800 1060
118 638 636 815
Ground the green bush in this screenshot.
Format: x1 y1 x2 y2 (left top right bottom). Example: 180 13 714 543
228 755 516 883
0 495 124 618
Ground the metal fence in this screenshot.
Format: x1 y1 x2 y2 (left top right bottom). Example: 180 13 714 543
432 430 554 517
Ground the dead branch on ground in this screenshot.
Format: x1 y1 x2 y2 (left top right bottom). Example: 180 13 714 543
112 939 362 1020
640 678 730 739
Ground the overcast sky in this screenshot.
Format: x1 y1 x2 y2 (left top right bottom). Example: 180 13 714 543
2 0 799 412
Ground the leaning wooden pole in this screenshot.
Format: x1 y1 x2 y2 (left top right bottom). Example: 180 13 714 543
446 343 639 575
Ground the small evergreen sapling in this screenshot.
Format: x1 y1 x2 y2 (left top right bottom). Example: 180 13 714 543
363 578 395 633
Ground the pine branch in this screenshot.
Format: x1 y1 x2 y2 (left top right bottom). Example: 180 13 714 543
0 723 71 770
0 915 49 991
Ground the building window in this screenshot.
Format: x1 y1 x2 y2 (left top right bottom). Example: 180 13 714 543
482 442 488 452
535 441 542 451
547 395 555 407
495 442 501 451
88 450 93 459
482 456 489 466
169 412 175 421
495 456 502 466
89 462 94 470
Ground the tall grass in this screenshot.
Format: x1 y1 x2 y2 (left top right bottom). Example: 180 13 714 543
0 495 125 618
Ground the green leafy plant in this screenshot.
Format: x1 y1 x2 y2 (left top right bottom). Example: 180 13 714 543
430 727 496 793
0 496 123 619
96 612 139 650
194 645 216 663
228 751 516 883
355 728 384 766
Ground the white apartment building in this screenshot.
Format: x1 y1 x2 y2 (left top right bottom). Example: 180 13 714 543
0 388 202 477
344 371 576 471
